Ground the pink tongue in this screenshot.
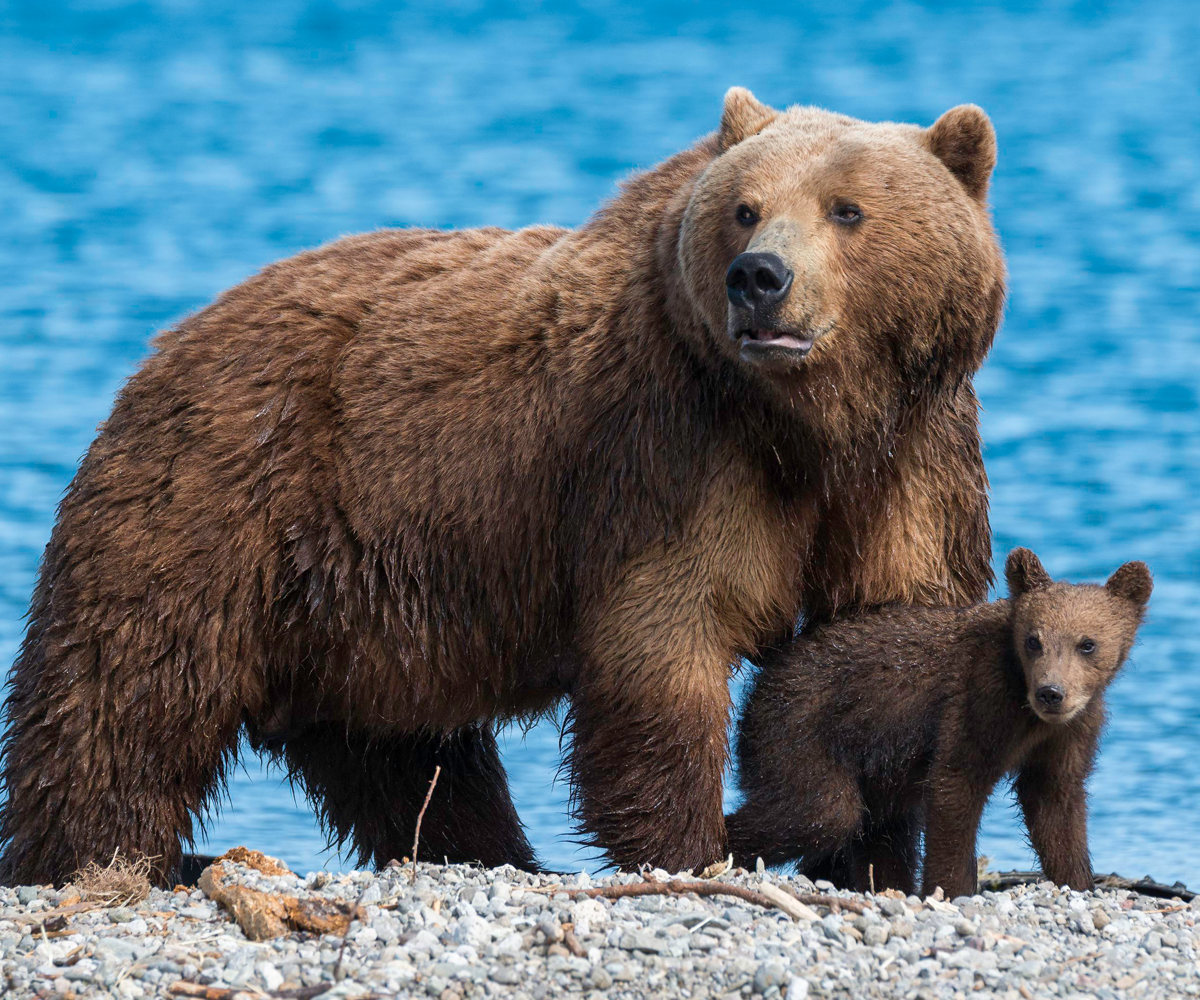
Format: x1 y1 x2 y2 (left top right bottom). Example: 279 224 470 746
757 333 811 350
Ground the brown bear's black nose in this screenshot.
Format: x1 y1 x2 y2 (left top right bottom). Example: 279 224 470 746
1035 685 1065 711
726 252 794 308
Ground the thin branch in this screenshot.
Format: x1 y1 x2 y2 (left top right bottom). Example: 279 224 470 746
410 765 442 876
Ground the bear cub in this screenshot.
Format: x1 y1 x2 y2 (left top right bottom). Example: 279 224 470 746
728 548 1152 898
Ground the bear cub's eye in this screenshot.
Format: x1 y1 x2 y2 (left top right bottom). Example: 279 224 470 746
830 202 863 226
1078 639 1096 655
735 204 760 227
1025 634 1042 653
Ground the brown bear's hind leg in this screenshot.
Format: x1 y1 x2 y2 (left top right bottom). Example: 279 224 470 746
279 724 539 871
0 628 245 887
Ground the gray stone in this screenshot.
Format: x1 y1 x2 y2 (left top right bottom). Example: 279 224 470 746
863 925 889 947
619 930 668 954
588 966 613 990
490 967 522 985
785 976 810 1000
753 961 787 993
16 887 38 905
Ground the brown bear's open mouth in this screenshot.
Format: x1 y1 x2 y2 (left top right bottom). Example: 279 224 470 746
736 328 814 356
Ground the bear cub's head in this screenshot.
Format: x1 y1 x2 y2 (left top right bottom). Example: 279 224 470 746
1005 548 1152 724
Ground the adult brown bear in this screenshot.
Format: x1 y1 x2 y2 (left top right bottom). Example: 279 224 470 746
0 88 1003 884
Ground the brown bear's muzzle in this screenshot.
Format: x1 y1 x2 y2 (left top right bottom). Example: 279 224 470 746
725 250 816 364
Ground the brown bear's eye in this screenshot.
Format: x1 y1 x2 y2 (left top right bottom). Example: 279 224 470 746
735 204 759 226
830 202 863 226
1078 639 1096 655
1026 635 1042 653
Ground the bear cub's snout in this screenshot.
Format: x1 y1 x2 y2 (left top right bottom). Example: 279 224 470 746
728 547 1152 899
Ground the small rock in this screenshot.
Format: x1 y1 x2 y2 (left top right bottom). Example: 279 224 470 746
588 967 613 990
257 962 284 992
619 930 668 954
863 925 889 947
537 916 564 943
878 897 909 918
490 968 521 985
16 887 38 905
109 907 135 923
954 919 977 937
1092 908 1111 929
753 961 787 993
1143 931 1162 954
786 976 810 1000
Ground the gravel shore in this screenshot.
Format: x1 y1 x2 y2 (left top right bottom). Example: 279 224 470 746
1 852 1196 1000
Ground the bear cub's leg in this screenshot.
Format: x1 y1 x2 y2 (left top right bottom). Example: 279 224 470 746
279 724 538 871
1014 733 1097 892
858 812 922 895
726 764 867 879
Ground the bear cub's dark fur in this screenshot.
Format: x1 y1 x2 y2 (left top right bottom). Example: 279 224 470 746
728 548 1152 898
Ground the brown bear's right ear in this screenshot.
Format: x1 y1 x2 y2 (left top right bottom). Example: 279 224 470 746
1106 561 1153 606
925 104 996 201
1005 547 1051 598
719 87 778 152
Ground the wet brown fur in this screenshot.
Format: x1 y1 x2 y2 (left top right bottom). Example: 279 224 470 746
2 90 1003 884
728 549 1152 898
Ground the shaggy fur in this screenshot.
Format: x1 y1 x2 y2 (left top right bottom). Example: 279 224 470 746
728 549 1152 898
1 88 1004 884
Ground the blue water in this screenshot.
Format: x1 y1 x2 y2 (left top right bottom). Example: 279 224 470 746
1 1 1197 887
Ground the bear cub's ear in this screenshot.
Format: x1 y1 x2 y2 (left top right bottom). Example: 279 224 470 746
1006 547 1051 599
926 104 996 202
1105 561 1153 607
719 87 778 152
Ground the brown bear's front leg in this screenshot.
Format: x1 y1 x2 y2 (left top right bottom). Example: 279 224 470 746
567 567 734 871
567 665 730 872
1015 730 1098 891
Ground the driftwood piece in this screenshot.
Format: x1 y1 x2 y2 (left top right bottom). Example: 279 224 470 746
525 877 866 917
169 982 346 999
978 870 1195 902
198 855 360 942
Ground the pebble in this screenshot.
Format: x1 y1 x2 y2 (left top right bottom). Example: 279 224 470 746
0 861 1192 999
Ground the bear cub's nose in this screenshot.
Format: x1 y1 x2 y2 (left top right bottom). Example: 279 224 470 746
1035 684 1065 711
726 252 794 309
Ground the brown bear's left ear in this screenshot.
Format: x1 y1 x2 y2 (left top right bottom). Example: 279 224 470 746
719 87 778 152
1106 561 1153 606
925 104 996 201
1006 547 1051 599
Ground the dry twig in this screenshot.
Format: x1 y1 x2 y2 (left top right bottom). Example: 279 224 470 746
410 764 442 876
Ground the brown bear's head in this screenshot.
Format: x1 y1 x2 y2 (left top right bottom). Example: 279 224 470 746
676 88 1005 434
1005 548 1152 724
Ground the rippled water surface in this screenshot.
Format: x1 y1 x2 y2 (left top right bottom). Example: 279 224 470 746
1 1 1197 885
